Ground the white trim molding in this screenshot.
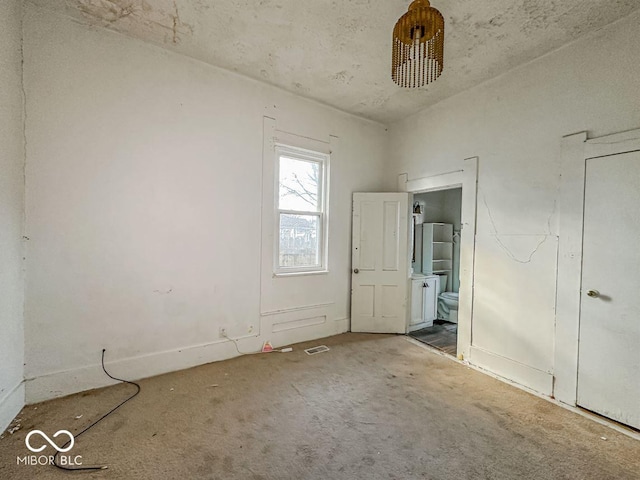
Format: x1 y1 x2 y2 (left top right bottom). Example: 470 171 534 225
258 116 346 356
398 157 479 360
555 127 640 406
470 346 554 396
0 381 24 432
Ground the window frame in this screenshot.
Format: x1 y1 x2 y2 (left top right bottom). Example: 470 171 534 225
274 144 330 276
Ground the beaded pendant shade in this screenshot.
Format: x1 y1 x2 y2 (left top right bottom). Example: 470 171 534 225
392 0 445 88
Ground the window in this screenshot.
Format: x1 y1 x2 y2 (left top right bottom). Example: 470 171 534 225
275 145 329 274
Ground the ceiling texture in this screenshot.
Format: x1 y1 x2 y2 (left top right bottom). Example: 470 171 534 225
31 0 640 124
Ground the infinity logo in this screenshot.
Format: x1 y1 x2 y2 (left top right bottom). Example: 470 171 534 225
25 430 75 453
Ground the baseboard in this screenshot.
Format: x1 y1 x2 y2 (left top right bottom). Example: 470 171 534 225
469 346 553 396
26 338 246 404
0 381 25 432
25 317 351 404
335 317 350 333
407 338 640 442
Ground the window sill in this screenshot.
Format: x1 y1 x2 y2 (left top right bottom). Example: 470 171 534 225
273 269 329 278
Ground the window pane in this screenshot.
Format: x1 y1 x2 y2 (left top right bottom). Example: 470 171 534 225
279 214 320 268
279 156 320 211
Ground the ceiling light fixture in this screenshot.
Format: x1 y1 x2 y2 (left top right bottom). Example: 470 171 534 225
392 0 444 88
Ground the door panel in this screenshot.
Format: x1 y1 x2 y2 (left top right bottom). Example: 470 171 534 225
424 276 439 324
382 201 401 271
381 285 399 318
410 279 425 328
351 193 410 333
358 201 377 271
353 284 375 318
577 150 640 430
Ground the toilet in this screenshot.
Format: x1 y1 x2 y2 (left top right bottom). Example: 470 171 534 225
437 291 459 323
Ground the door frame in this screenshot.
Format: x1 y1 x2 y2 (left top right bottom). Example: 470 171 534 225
556 127 640 406
398 157 478 360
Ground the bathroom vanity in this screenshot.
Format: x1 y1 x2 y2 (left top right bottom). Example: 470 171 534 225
409 274 440 332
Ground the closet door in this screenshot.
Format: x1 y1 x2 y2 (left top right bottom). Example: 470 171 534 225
577 150 640 430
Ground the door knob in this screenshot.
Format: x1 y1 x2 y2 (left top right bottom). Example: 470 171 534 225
353 268 359 274
587 290 600 298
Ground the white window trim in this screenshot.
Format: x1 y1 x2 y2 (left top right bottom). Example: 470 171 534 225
274 144 330 276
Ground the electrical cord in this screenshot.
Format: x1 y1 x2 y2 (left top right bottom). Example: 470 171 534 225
53 349 141 472
223 333 268 355
53 340 283 471
222 332 291 355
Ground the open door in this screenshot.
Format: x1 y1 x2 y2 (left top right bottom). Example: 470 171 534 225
351 193 410 333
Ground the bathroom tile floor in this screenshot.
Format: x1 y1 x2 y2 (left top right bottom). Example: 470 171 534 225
409 320 458 356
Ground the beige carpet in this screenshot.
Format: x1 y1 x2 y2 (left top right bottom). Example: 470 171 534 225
1 334 638 479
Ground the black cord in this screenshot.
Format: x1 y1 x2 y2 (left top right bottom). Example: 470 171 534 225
53 349 141 472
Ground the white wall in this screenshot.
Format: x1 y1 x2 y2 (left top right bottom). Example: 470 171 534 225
0 0 26 430
23 6 388 403
414 189 462 291
389 11 640 397
414 189 462 231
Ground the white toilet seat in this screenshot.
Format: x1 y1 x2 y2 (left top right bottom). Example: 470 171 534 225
439 292 458 301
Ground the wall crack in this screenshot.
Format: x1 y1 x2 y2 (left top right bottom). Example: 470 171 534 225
483 194 556 264
153 287 173 295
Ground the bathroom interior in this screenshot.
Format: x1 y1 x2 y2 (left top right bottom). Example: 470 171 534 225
409 188 462 356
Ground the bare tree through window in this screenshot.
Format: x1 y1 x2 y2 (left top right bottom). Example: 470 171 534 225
279 161 319 210
276 149 327 272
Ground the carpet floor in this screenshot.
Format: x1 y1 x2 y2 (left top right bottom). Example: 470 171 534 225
1 333 638 479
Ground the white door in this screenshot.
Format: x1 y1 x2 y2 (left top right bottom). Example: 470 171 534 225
351 193 410 333
577 150 640 430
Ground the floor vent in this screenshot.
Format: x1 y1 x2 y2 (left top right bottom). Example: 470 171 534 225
304 345 330 355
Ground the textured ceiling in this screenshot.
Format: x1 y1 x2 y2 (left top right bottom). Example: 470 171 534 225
30 0 640 124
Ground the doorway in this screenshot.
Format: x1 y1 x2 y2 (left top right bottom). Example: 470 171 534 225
408 188 462 356
398 158 478 361
348 161 478 356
